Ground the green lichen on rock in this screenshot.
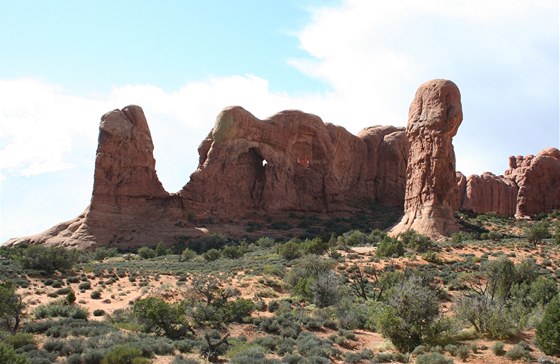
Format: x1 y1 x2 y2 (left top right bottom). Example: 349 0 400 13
212 109 238 143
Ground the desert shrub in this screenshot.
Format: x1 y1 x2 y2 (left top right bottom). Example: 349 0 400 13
337 230 370 247
455 345 469 361
0 342 30 364
525 220 550 245
301 237 329 255
415 352 453 364
79 282 92 290
154 242 170 256
454 293 515 339
230 346 274 364
188 234 228 253
101 345 148 364
93 247 119 261
51 280 62 288
82 349 105 364
171 356 201 364
66 289 76 305
4 333 35 349
33 301 88 320
133 297 191 339
222 246 244 259
42 338 64 352
137 247 156 259
174 339 200 354
536 294 560 355
296 332 335 359
399 230 433 252
180 248 197 261
376 236 404 258
529 277 558 307
491 341 505 356
278 240 302 260
203 249 221 261
0 282 25 334
375 276 441 352
285 255 337 303
66 276 80 284
220 298 255 323
19 246 78 274
255 237 276 247
311 271 342 307
90 290 102 299
505 343 530 360
93 309 105 317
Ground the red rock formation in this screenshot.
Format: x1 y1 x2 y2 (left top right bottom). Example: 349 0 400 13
5 105 408 248
390 79 463 240
456 148 560 218
458 172 518 216
506 148 560 217
181 107 408 218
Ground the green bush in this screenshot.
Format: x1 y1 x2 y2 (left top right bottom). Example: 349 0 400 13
491 341 505 356
90 291 102 299
376 236 404 258
0 342 30 364
19 246 78 274
301 237 328 255
203 249 221 261
399 230 433 252
93 247 119 261
137 247 156 259
180 248 197 261
221 298 255 323
133 297 191 339
505 343 529 360
525 220 550 245
102 345 148 364
79 282 92 290
222 246 244 259
415 352 453 364
4 333 35 349
278 240 302 260
375 276 440 352
536 294 560 355
33 301 88 319
0 282 25 334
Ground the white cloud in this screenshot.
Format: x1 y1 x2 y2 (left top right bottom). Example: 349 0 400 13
292 0 559 175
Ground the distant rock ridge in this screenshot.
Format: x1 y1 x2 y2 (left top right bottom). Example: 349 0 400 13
4 80 559 248
457 147 560 218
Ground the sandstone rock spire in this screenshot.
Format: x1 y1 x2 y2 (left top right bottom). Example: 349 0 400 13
390 79 463 240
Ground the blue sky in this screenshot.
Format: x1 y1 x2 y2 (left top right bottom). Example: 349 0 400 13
1 0 558 243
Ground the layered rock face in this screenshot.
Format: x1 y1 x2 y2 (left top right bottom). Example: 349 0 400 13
181 106 408 219
390 79 463 240
456 148 560 218
456 172 518 216
6 105 407 248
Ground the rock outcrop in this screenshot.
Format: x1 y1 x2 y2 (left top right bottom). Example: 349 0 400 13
5 105 407 248
456 172 518 216
5 79 559 248
456 148 560 218
390 79 463 240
